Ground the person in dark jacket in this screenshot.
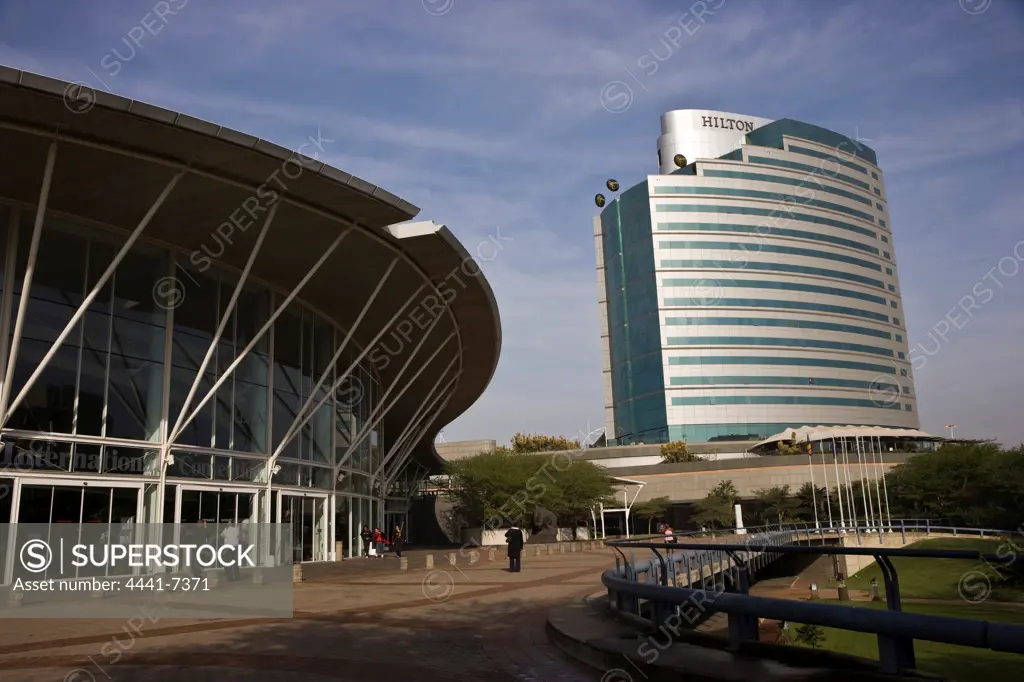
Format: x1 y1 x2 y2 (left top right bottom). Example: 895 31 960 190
391 525 404 558
360 526 372 557
505 524 525 572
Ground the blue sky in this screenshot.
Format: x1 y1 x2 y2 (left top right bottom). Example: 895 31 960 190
1 0 1022 447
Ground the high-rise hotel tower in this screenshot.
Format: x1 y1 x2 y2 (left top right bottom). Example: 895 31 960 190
595 110 919 445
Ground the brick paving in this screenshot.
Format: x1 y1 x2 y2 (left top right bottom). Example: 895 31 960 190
0 549 615 681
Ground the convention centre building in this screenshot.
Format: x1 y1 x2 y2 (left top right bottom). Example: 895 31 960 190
0 67 501 577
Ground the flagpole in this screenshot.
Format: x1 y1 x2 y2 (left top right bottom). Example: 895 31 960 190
831 435 845 533
807 439 820 531
879 436 893 532
870 436 885 533
822 443 834 531
857 436 875 530
842 437 856 527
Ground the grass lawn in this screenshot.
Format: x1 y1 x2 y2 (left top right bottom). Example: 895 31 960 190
792 600 1024 681
836 538 1024 602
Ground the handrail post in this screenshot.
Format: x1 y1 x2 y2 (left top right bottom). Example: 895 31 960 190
875 554 916 674
725 549 759 650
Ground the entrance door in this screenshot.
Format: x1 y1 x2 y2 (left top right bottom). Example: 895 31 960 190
178 486 256 537
384 511 407 541
277 493 327 563
7 478 142 582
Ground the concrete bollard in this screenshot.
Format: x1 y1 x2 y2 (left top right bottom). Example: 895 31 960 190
488 548 496 562
400 557 409 571
426 554 434 569
559 543 566 554
207 569 221 587
252 567 264 584
468 550 480 564
8 589 24 608
447 552 457 566
535 546 542 557
546 544 553 555
291 565 303 584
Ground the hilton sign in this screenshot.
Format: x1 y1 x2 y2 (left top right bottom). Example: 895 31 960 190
702 115 756 133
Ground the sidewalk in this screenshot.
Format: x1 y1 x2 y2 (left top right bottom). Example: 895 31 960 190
0 549 616 682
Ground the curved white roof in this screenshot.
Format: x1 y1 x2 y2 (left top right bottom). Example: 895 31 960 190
754 425 938 448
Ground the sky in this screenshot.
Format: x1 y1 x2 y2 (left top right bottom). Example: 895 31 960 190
0 0 1022 448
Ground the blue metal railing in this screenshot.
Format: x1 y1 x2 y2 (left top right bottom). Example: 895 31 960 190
603 520 1024 675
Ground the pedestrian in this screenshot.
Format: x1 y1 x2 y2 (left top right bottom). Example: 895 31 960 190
360 525 372 558
505 524 524 573
392 525 404 559
373 527 385 558
221 522 241 581
663 524 676 557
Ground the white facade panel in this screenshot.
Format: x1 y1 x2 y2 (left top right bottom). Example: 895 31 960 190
657 109 774 174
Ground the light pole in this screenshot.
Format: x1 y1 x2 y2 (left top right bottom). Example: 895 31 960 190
945 424 957 440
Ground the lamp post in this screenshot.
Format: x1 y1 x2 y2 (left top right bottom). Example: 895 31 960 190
945 423 957 440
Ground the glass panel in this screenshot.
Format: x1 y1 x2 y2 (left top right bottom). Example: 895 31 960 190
7 221 88 435
169 263 218 448
106 247 166 442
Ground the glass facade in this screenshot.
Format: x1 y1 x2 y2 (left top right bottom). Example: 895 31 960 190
600 182 668 444
0 201 411 569
597 117 918 445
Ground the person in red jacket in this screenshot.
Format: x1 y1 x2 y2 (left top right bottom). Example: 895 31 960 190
372 527 385 558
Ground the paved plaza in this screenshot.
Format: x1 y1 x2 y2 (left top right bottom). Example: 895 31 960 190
0 548 614 681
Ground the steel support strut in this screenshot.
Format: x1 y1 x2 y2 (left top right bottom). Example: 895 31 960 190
335 328 457 473
170 226 353 443
381 372 459 488
382 396 454 493
266 278 430 480
166 202 279 446
265 257 400 474
335 303 451 470
381 407 447 494
0 141 57 423
156 201 278 520
376 358 458 479
3 167 186 426
381 372 459 489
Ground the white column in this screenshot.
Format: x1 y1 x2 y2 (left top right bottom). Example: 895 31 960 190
734 503 745 535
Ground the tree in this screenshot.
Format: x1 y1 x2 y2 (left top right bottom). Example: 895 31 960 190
794 623 826 649
546 459 618 530
694 480 739 529
510 432 580 453
774 431 807 456
793 482 827 523
632 496 672 534
883 442 1024 529
444 447 615 533
753 485 798 524
661 441 699 463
